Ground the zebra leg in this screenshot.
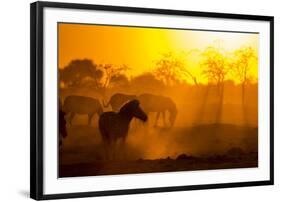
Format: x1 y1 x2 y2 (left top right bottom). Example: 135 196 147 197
110 139 120 160
113 143 117 160
88 113 94 125
161 111 167 127
103 140 110 160
68 112 75 126
154 112 160 127
119 137 127 160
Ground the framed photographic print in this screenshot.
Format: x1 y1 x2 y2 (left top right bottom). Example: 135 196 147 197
30 1 274 200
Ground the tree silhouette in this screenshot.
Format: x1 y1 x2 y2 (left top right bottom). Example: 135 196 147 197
201 46 228 89
200 46 229 123
100 64 130 88
154 52 197 86
59 59 103 89
229 47 257 104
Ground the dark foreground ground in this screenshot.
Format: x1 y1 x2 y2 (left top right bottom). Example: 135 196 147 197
60 153 257 177
59 123 258 177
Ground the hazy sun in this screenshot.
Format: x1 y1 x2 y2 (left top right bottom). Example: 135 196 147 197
59 23 258 84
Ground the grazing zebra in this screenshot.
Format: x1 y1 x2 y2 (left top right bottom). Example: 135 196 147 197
138 93 177 127
63 95 103 125
103 93 137 111
98 99 147 159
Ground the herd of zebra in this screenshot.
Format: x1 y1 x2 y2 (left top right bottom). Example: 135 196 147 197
62 93 177 127
59 93 178 154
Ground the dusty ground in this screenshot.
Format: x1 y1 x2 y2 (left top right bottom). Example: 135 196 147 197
59 123 258 177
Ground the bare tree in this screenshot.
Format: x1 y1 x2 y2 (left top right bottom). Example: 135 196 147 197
201 46 228 90
200 46 229 123
229 47 257 104
154 52 197 86
99 64 130 89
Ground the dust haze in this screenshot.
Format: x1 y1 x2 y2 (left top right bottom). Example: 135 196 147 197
59 73 258 176
58 24 258 177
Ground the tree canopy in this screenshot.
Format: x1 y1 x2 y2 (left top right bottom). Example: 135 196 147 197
59 59 103 88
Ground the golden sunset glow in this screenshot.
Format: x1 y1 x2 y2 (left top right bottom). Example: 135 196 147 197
59 23 259 177
58 23 258 84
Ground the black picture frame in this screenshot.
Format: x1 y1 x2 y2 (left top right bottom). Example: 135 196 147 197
30 1 274 200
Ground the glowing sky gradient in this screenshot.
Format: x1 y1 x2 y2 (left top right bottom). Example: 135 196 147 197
58 23 258 83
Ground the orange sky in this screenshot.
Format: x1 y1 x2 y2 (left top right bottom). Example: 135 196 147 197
58 23 258 83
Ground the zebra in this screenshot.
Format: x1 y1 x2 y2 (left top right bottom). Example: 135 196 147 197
138 93 177 127
63 95 103 125
98 99 147 159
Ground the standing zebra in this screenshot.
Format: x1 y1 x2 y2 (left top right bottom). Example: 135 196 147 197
98 99 147 159
63 95 103 125
138 93 177 127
